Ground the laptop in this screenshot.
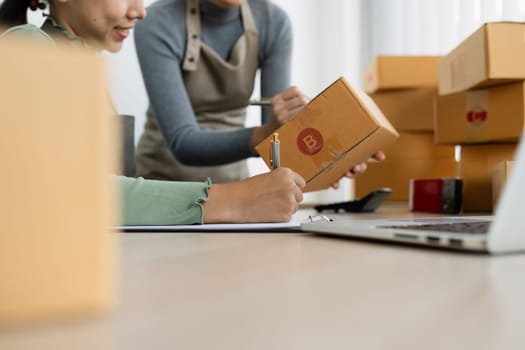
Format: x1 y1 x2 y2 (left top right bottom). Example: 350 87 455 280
301 137 525 254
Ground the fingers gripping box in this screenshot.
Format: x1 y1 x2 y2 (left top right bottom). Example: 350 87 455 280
255 77 399 192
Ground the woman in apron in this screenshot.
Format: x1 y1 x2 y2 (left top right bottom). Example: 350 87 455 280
0 0 307 225
135 0 309 183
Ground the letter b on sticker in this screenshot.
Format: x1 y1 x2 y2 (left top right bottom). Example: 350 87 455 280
297 128 323 155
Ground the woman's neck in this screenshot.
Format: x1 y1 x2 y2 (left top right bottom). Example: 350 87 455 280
200 0 240 24
47 12 77 39
42 14 92 50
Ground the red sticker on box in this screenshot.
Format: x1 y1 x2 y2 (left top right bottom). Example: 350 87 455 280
466 108 487 126
297 128 323 155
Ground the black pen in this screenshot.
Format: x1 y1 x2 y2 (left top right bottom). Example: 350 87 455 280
270 132 280 169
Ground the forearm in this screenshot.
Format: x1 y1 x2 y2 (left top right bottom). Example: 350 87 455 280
250 119 279 150
171 124 257 165
118 176 209 225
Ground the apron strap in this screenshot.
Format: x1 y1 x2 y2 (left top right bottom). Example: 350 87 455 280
240 0 257 34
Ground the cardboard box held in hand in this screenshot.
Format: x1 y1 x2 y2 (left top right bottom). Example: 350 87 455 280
255 77 399 192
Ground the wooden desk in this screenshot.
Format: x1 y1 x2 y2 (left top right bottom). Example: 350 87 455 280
2 205 525 349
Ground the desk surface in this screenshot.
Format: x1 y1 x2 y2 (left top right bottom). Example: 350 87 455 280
2 204 525 350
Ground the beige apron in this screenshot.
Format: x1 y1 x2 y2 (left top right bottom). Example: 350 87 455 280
136 0 259 183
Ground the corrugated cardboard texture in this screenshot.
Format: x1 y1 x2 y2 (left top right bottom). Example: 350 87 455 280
355 132 457 201
434 82 525 144
370 88 436 131
492 161 515 209
363 56 441 93
0 41 117 325
439 22 525 95
255 77 399 192
460 144 517 212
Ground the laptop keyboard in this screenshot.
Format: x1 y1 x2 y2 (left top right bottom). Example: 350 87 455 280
378 221 491 234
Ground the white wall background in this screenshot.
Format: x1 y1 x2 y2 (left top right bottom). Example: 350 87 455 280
365 0 525 60
13 0 525 203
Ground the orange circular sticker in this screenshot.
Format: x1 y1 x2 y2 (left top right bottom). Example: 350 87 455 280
297 128 323 155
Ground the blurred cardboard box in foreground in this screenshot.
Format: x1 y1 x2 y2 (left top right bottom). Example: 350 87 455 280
0 41 117 326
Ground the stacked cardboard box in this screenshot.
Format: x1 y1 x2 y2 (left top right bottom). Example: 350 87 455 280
436 22 524 211
492 161 515 208
356 56 457 201
460 144 516 212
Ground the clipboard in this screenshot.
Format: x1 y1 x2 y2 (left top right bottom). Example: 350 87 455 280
114 214 332 232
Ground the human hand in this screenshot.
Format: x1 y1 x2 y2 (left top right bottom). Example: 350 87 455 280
250 86 309 150
330 151 386 189
203 168 306 223
270 86 310 126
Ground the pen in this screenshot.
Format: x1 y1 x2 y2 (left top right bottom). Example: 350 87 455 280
270 132 280 169
249 98 272 106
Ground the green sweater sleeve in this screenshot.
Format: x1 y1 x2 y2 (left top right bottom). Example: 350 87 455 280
117 176 210 226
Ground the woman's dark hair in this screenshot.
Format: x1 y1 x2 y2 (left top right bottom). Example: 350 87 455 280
0 0 46 27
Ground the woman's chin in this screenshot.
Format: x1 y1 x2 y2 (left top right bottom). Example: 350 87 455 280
105 42 124 53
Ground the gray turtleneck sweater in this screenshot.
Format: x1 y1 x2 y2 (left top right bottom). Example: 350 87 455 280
134 0 293 165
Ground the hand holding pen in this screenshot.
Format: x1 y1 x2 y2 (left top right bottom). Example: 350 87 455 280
249 86 309 153
269 86 310 125
250 86 309 124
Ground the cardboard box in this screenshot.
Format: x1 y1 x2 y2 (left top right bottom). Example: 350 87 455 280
434 81 525 144
363 56 441 93
460 144 517 212
381 132 456 160
492 161 515 208
0 41 117 325
370 88 436 131
439 22 525 95
355 132 458 201
255 77 399 192
355 159 459 201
